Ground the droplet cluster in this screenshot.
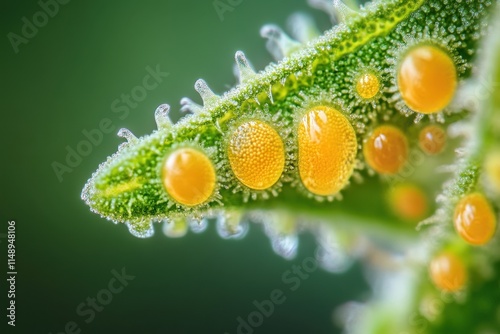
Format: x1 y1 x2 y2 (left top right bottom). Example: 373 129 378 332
79 0 496 267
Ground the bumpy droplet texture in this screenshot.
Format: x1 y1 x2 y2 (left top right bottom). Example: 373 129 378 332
227 120 285 190
298 106 357 196
419 124 447 155
161 148 216 206
356 73 380 99
454 193 497 246
363 125 408 174
429 252 467 292
398 45 457 114
388 184 428 221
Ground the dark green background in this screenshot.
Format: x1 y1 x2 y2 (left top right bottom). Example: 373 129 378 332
1 1 369 333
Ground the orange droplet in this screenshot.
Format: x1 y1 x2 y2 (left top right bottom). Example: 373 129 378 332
356 72 380 99
398 45 457 114
363 125 408 174
227 120 285 190
298 106 357 196
429 252 467 292
161 148 216 206
454 192 497 245
388 184 428 221
419 125 447 155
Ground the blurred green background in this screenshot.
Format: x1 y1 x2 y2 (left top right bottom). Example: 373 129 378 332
1 1 370 333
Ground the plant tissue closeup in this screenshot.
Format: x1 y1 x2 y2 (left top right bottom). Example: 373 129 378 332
82 0 500 332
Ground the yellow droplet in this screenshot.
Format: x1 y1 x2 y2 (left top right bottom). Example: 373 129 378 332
398 45 457 114
298 106 357 196
454 192 497 246
419 125 446 155
356 72 380 99
429 252 467 292
363 125 408 174
485 151 500 192
388 183 428 221
161 148 216 206
227 120 285 190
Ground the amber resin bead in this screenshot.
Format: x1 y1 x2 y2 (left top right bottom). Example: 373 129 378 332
388 184 428 221
398 45 457 114
363 125 408 174
356 72 380 99
429 252 467 292
162 147 216 206
419 125 446 155
227 120 285 190
298 106 357 196
454 193 497 246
